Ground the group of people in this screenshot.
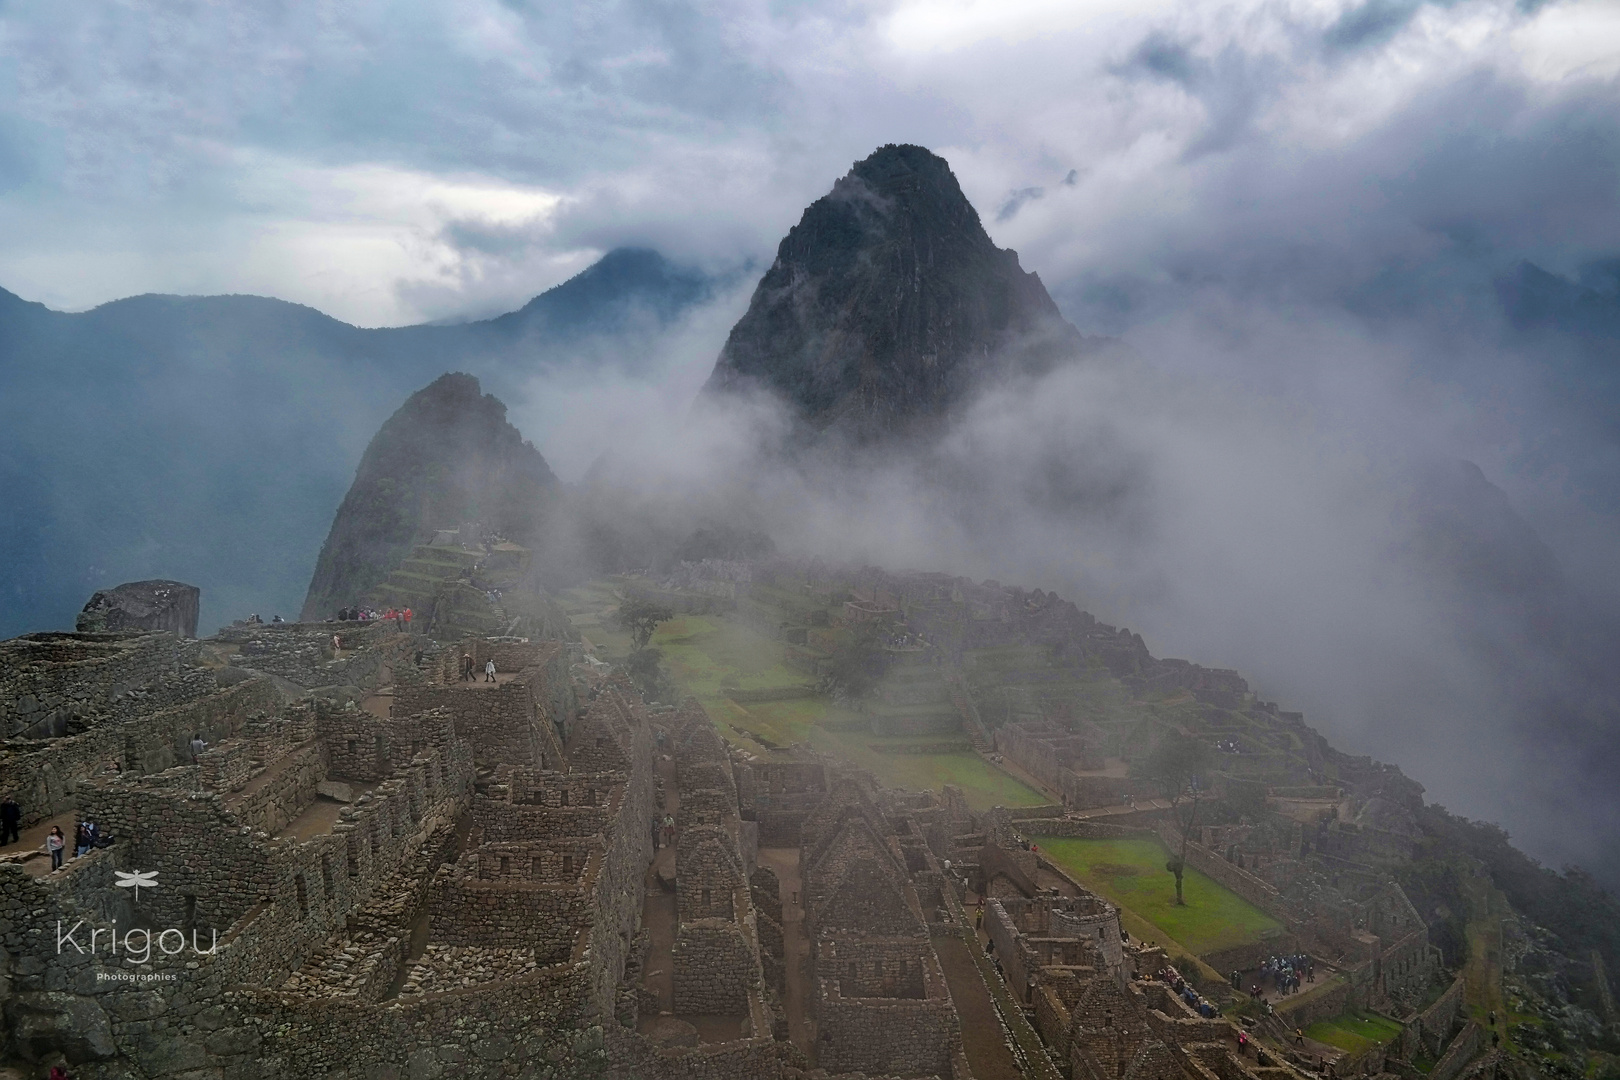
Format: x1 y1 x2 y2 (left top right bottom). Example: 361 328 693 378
1243 952 1315 999
651 814 676 849
1158 965 1221 1018
2 797 115 871
1216 739 1245 754
334 606 412 627
459 653 497 682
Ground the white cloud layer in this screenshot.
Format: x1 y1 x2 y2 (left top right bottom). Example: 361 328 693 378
0 0 1613 324
3 0 1620 875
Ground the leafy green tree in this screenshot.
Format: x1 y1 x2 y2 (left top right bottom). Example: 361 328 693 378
1139 731 1212 906
615 596 675 652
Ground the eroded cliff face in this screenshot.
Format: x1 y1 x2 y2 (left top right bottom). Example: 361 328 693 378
300 373 557 619
702 143 1088 441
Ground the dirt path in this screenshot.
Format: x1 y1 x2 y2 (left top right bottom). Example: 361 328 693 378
935 932 1026 1080
1463 875 1508 1027
638 752 681 1024
757 847 814 1055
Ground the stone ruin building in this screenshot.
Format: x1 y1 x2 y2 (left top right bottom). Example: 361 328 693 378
2 568 1496 1080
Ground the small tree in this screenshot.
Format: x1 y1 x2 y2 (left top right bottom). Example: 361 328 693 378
625 646 674 701
1139 731 1212 906
615 597 675 652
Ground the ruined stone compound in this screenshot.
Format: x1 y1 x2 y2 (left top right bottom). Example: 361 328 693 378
1 572 1491 1080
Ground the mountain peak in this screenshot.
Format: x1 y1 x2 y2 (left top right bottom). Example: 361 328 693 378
299 372 557 620
702 144 1086 440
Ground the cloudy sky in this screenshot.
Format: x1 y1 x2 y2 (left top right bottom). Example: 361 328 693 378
1 0 1615 326
3 0 1618 873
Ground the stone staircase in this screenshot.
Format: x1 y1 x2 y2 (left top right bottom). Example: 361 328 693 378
366 544 507 639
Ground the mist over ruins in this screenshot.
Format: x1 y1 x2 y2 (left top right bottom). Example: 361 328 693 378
2 139 1619 1080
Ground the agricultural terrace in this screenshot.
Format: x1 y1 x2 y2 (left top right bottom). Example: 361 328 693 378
1033 836 1284 957
555 586 1046 811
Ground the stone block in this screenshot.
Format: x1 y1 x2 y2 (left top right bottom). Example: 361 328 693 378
317 781 357 803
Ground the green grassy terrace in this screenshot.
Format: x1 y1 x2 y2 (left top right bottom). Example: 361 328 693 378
1032 836 1284 956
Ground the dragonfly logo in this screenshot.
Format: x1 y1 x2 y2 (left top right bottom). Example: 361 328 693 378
53 868 217 965
114 869 160 902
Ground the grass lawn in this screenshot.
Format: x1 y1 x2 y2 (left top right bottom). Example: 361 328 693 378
1032 836 1283 956
1304 1012 1404 1055
651 613 1045 810
553 585 1047 812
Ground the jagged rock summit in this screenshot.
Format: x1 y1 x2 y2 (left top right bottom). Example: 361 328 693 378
702 143 1087 440
300 373 557 620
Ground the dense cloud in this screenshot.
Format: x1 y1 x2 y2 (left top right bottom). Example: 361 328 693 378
3 0 1619 877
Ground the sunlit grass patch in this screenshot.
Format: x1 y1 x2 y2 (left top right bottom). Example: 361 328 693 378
1034 836 1283 955
1304 1012 1404 1055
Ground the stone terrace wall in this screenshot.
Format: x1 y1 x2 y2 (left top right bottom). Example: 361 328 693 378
219 620 412 690
428 872 591 959
1398 975 1466 1060
318 703 457 781
816 981 962 1077
472 793 612 842
393 678 550 769
78 770 274 932
0 673 286 829
227 742 329 836
0 631 201 740
672 921 759 1014
246 960 605 1078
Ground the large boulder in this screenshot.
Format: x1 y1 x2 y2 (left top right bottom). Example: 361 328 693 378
76 579 200 638
4 991 118 1063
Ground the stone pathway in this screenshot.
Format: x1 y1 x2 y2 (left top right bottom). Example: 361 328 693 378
638 751 681 1022
757 846 815 1054
3 809 75 877
934 931 1025 1080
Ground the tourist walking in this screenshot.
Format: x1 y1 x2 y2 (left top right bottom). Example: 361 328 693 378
404 607 413 628
460 653 473 681
73 822 91 858
485 659 497 682
0 793 19 846
46 825 65 870
652 816 662 850
190 732 208 760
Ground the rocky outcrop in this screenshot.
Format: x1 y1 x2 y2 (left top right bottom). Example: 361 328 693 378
75 579 200 637
299 373 558 620
702 143 1089 440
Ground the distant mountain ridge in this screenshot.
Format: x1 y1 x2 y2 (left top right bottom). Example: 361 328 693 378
0 248 717 637
703 144 1091 440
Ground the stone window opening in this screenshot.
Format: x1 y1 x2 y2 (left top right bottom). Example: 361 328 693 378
500 856 510 875
702 887 711 907
346 739 357 753
320 854 334 895
295 874 309 918
562 853 573 876
586 788 596 806
532 856 544 878
184 894 197 930
560 789 570 806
